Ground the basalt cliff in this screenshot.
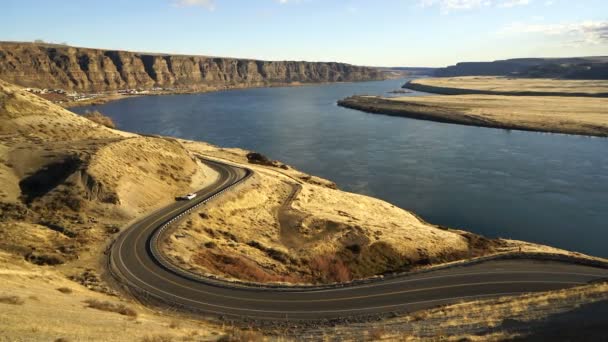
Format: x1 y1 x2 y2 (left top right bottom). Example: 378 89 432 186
0 42 386 92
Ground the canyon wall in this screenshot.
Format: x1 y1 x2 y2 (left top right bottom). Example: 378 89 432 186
0 42 386 92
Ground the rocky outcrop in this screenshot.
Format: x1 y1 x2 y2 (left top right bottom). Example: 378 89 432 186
0 42 386 91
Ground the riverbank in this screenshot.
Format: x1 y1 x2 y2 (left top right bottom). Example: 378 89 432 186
338 94 608 137
61 79 397 108
404 76 608 97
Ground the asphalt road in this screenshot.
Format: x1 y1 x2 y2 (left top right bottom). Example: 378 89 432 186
109 159 608 321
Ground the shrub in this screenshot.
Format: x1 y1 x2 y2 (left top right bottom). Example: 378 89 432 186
83 299 137 317
310 254 352 283
141 335 173 342
218 327 264 342
82 110 116 129
0 295 25 305
25 252 65 266
193 251 300 283
57 287 73 294
346 244 362 254
367 326 387 340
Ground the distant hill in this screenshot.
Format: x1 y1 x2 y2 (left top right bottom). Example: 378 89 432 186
434 57 608 79
386 67 437 76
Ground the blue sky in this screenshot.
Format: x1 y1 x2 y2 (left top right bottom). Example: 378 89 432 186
2 0 607 67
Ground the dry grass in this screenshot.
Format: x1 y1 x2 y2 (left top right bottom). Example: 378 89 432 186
0 81 219 274
192 248 302 283
0 252 223 341
56 287 73 294
308 282 608 340
366 326 387 340
87 136 217 216
82 110 116 129
218 327 266 342
141 335 174 342
339 94 608 137
410 76 608 96
0 294 25 305
425 282 608 328
0 79 129 141
310 254 352 283
83 299 138 317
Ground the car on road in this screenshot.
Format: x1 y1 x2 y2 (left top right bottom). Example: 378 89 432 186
176 193 197 201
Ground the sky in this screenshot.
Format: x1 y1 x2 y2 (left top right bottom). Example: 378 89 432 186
1 0 607 67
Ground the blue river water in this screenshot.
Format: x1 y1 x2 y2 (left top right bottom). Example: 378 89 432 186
72 78 608 257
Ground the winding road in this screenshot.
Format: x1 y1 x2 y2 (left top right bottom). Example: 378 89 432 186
108 158 608 321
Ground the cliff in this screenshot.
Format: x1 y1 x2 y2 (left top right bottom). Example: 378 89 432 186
0 42 385 92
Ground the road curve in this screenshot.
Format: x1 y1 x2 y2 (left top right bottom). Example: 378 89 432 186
108 158 608 321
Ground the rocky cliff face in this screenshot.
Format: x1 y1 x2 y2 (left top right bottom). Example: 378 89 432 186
0 42 385 91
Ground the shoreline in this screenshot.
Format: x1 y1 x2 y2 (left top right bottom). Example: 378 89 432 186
62 78 396 108
337 95 608 138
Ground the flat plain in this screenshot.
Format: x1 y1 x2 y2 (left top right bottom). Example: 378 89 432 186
339 79 608 137
406 76 608 96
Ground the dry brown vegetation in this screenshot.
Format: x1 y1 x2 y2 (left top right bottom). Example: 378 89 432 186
83 298 138 317
0 251 224 341
56 287 73 294
218 327 266 342
306 282 608 341
408 76 608 96
0 79 217 272
82 110 116 129
0 294 25 305
339 94 608 137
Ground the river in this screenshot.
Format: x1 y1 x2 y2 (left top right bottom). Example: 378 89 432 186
72 78 608 257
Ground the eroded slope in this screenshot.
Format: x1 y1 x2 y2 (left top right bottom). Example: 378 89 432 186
0 79 216 270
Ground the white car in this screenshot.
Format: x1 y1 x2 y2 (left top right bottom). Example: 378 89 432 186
177 193 197 201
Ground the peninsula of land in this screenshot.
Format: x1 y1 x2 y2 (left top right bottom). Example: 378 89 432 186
339 77 608 137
